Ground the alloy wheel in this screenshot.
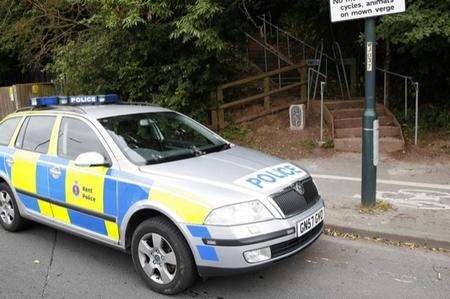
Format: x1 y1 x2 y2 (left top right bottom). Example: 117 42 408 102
138 233 178 285
0 191 14 225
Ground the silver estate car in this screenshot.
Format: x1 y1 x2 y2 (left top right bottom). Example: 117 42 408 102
0 95 325 295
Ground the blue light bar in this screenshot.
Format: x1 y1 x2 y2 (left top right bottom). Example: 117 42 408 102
30 96 59 107
29 94 120 107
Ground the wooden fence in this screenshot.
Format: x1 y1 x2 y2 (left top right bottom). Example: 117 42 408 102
210 64 307 130
0 83 55 119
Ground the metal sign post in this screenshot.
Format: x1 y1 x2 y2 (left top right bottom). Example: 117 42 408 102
361 18 377 206
329 0 406 207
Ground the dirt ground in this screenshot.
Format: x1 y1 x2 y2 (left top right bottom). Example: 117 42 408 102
392 131 450 162
222 108 335 160
222 108 450 162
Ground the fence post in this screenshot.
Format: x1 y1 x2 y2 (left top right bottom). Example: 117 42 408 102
350 59 357 96
277 29 281 88
320 81 326 143
404 78 408 118
300 65 307 103
383 72 387 107
263 76 271 110
217 88 225 129
415 82 419 146
287 36 291 60
263 14 268 72
210 90 218 130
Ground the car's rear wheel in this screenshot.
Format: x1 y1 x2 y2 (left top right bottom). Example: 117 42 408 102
0 182 28 232
131 217 197 295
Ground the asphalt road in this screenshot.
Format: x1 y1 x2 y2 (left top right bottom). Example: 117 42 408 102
0 224 449 299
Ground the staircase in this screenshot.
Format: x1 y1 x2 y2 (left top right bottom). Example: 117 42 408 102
242 15 406 153
323 99 405 153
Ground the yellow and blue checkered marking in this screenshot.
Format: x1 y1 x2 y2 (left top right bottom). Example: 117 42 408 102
187 225 219 262
3 143 214 250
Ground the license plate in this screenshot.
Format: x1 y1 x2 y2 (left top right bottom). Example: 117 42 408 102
297 208 325 237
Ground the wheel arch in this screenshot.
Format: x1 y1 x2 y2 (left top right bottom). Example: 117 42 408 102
121 203 197 260
0 172 10 186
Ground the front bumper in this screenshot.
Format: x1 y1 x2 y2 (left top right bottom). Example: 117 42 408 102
182 197 325 277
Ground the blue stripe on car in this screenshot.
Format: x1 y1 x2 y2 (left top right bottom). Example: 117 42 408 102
187 225 211 238
196 245 219 261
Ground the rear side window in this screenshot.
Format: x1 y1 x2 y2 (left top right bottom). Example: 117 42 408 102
58 117 107 161
0 117 21 146
15 116 55 154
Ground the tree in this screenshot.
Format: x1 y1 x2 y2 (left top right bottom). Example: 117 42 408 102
0 0 240 117
377 0 450 101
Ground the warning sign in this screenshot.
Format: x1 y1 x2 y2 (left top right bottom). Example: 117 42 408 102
330 0 406 23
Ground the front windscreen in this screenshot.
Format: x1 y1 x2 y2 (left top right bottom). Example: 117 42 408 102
99 112 229 165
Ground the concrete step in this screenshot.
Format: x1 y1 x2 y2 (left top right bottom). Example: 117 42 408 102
325 100 365 110
334 137 404 153
335 126 401 139
334 116 393 129
332 107 385 119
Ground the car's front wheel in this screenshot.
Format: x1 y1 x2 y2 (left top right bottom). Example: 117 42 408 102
0 182 28 232
131 217 197 295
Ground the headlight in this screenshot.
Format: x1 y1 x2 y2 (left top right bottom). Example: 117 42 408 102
204 200 273 226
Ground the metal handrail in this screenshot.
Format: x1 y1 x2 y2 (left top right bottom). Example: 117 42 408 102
257 15 315 50
307 68 327 143
257 15 337 62
312 40 324 101
308 68 327 104
259 16 340 62
376 67 419 145
333 42 351 99
245 33 292 65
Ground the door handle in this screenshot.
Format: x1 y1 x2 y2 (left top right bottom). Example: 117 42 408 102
50 167 62 179
5 158 14 167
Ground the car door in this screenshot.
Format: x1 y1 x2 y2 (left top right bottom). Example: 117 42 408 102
0 117 22 180
12 115 56 218
51 116 119 241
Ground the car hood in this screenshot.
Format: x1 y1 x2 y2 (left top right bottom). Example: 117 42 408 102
139 146 309 198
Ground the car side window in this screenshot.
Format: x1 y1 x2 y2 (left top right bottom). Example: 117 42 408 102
58 117 108 161
0 117 21 146
15 116 55 154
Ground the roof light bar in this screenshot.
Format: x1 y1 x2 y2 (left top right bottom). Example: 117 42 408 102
29 94 120 107
30 96 59 107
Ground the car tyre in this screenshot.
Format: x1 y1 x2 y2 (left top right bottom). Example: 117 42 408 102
0 182 28 232
131 217 197 295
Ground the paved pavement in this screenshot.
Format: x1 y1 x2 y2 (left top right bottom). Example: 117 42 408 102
295 153 450 249
0 224 449 298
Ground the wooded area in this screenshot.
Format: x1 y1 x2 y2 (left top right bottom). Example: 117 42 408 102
0 0 448 128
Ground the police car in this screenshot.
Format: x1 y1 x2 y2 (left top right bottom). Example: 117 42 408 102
0 95 324 295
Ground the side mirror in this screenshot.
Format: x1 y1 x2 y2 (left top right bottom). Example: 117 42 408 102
74 152 110 167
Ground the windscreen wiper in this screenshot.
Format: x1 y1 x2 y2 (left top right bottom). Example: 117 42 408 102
204 143 231 154
145 151 197 165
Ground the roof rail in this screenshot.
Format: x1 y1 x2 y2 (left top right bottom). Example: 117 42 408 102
15 105 87 114
119 101 160 107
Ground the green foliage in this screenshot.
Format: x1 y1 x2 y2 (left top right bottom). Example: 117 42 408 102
0 0 448 124
377 0 450 100
219 123 250 142
0 0 236 118
394 102 450 139
322 140 334 149
378 1 450 46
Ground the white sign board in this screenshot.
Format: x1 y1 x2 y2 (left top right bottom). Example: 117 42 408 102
330 0 406 23
289 104 305 130
373 119 379 166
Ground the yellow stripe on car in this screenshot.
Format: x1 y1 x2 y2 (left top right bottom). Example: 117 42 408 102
65 161 109 214
105 221 120 240
12 150 40 194
150 188 210 224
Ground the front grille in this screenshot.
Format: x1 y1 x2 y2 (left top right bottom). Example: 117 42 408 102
270 221 323 258
271 178 319 218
